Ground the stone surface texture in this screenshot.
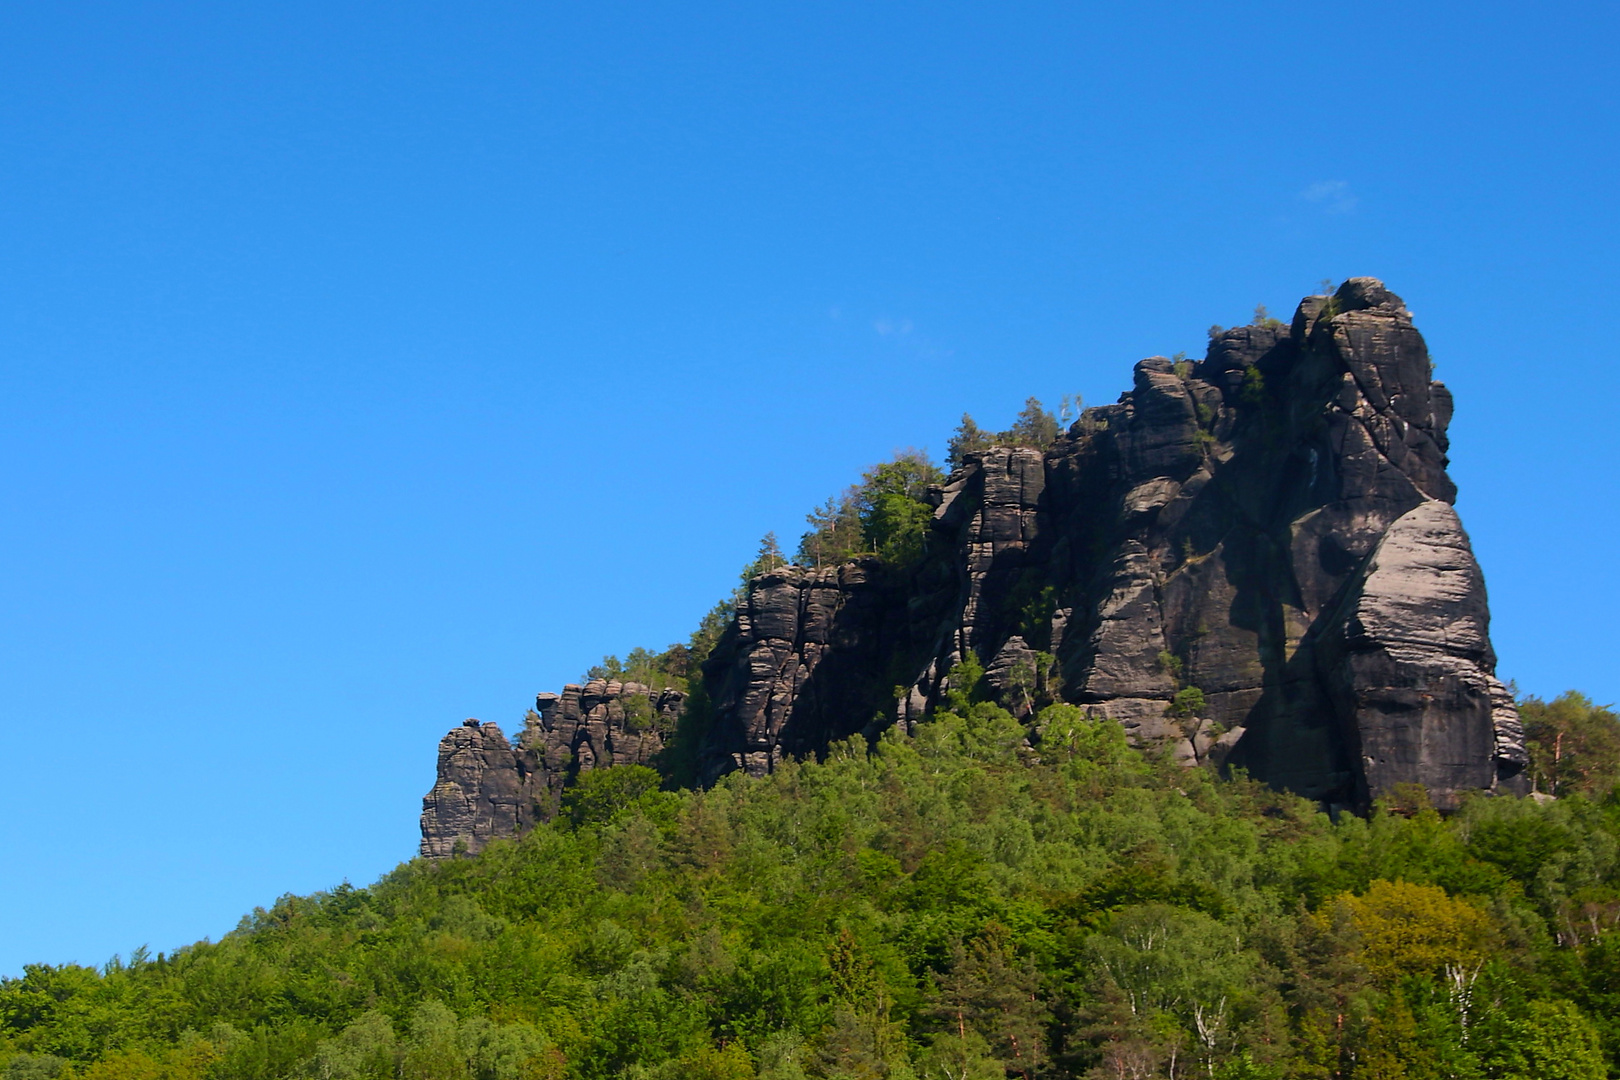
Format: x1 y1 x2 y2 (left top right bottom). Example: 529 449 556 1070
695 279 1526 809
419 680 681 858
423 279 1527 855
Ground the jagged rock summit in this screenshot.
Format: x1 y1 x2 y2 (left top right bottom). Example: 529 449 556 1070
419 681 680 858
422 279 1528 857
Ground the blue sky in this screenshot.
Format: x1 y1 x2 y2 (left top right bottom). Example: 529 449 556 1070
1 0 1616 974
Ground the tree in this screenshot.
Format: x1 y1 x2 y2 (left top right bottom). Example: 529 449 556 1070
1356 989 1466 1080
797 451 943 569
1519 692 1620 796
1251 305 1285 330
688 595 735 665
312 1012 397 1080
587 654 625 681
1084 904 1252 1076
797 489 863 568
1001 397 1059 449
816 929 908 1080
742 532 787 580
1475 999 1607 1080
400 1003 469 1080
947 414 991 471
930 925 1049 1079
1326 879 1496 981
562 765 666 826
856 451 943 565
1167 687 1206 718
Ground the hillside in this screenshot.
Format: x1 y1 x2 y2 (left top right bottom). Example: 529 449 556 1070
5 697 1620 1079
9 278 1620 1080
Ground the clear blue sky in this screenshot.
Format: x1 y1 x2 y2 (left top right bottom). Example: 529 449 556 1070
2 0 1616 974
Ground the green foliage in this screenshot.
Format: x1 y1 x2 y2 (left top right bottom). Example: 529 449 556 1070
856 453 944 565
947 397 1063 471
4 1056 69 1080
586 544 781 747
9 693 1620 1079
1239 366 1266 406
1520 691 1620 797
999 397 1060 450
797 451 943 570
927 924 1047 1076
591 648 686 690
797 488 865 568
1251 304 1286 331
562 765 669 827
939 656 985 715
1475 999 1607 1080
687 597 734 669
741 532 787 581
1319 879 1495 983
946 414 991 472
1167 687 1206 717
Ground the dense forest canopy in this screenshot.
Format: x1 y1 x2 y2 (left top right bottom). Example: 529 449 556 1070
10 397 1620 1080
6 691 1620 1080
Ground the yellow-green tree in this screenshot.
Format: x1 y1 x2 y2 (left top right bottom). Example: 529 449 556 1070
1320 880 1495 984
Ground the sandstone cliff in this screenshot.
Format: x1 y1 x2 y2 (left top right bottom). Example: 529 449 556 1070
422 279 1527 856
695 278 1525 808
419 680 680 857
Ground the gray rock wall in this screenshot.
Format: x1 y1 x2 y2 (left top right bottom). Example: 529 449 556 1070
695 278 1526 809
419 680 681 858
423 278 1528 856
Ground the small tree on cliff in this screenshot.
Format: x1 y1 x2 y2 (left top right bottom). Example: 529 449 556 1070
948 413 992 470
856 450 943 565
797 451 943 569
742 532 786 579
797 489 863 568
1000 397 1060 449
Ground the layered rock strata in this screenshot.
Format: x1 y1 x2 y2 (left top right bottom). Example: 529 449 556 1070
423 278 1527 856
696 278 1525 809
419 680 681 858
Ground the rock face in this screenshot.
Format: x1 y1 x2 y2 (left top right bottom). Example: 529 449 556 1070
1317 500 1527 804
419 720 534 860
695 279 1525 809
423 278 1527 856
419 681 682 858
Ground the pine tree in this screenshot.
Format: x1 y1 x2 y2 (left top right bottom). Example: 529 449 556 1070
1002 397 1059 449
947 413 992 470
742 532 786 580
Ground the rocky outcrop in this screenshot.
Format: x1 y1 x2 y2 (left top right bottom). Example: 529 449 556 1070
695 278 1525 809
700 559 919 777
424 277 1527 855
531 680 682 774
419 720 535 859
1316 500 1527 806
420 680 681 857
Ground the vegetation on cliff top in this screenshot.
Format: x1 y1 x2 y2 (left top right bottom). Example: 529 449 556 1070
6 693 1620 1080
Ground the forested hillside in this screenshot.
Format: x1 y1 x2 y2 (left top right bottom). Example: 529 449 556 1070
7 692 1620 1080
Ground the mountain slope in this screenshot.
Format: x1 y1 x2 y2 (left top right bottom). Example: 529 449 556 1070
5 716 1617 1079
